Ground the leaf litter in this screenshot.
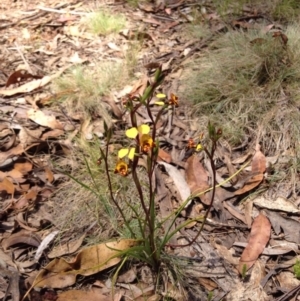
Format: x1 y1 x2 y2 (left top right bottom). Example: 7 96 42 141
0 0 299 300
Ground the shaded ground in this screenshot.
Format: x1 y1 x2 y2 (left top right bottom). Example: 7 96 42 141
0 0 300 301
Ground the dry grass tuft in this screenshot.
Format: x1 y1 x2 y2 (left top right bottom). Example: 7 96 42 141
212 0 300 22
52 139 146 246
52 62 127 124
182 24 300 188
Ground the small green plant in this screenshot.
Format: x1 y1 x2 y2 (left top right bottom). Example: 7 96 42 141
293 259 300 279
207 291 214 301
241 263 247 280
84 10 126 35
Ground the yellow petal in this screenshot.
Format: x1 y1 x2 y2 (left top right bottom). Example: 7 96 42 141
154 101 165 106
156 93 166 99
126 127 139 138
128 147 136 160
138 124 150 135
196 144 203 152
118 148 129 158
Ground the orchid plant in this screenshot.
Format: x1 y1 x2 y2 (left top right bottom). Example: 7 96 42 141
99 66 222 274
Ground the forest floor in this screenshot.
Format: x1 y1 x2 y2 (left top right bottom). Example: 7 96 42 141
0 0 300 300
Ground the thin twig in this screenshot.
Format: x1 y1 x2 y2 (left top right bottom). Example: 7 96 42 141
37 6 88 16
14 42 33 74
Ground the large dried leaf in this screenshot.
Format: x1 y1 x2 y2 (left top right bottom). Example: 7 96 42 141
185 156 210 204
0 177 15 194
5 161 33 183
234 173 264 195
13 161 33 175
238 214 271 274
33 239 138 288
0 65 72 96
251 144 266 174
27 109 64 130
234 145 266 195
266 210 300 244
57 289 109 301
13 187 38 210
159 162 191 206
2 230 40 251
0 144 24 167
253 195 300 214
223 201 246 224
48 233 86 258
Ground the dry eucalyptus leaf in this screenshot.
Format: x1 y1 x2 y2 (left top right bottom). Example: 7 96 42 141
234 173 264 195
0 144 24 167
159 162 191 206
48 233 86 258
13 187 38 210
13 161 32 175
213 240 239 265
252 144 266 174
0 177 15 194
27 109 64 130
57 288 109 301
266 210 300 244
254 195 300 214
185 155 210 204
33 239 139 288
238 214 271 274
0 65 72 96
2 230 40 251
234 242 296 255
244 200 253 228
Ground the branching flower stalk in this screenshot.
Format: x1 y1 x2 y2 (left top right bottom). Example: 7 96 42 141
174 122 222 248
161 122 221 249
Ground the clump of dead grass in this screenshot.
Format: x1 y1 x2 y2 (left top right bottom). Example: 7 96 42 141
183 24 300 181
212 0 300 22
51 138 146 246
52 62 127 123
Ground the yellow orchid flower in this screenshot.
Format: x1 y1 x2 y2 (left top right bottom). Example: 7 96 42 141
140 134 155 153
114 160 129 176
